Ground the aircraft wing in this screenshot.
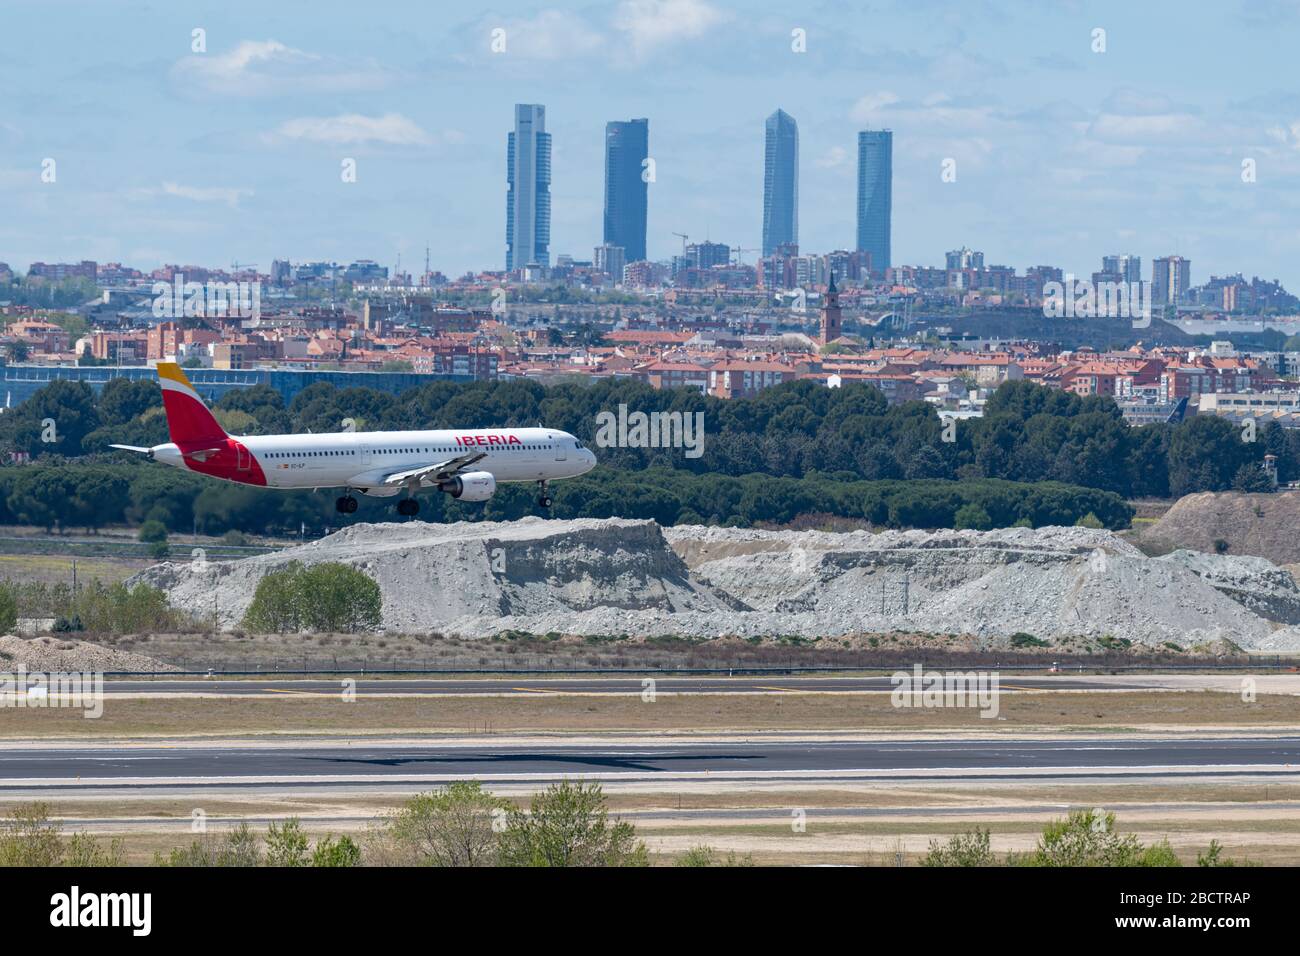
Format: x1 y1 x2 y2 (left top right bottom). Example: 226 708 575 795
380 451 488 488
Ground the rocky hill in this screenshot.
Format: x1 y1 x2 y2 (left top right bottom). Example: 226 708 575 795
131 517 1300 652
1137 491 1300 565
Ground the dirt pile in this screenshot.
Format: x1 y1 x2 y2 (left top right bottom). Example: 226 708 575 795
0 635 180 672
133 518 1300 651
1138 491 1300 565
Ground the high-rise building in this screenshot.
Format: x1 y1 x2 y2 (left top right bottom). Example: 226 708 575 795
1153 256 1192 306
603 119 648 264
856 130 892 274
506 104 552 272
946 247 984 270
762 109 799 258
594 243 626 283
1102 254 1142 284
684 241 731 270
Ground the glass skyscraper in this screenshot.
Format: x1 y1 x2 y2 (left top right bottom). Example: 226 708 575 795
762 109 798 257
856 129 892 274
506 104 551 271
603 118 649 264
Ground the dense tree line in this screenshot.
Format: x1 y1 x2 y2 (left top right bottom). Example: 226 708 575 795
0 372 1285 533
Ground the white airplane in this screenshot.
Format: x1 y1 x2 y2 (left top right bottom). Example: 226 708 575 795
111 362 597 516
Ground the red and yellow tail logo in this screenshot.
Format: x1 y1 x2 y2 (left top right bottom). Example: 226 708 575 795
157 362 228 446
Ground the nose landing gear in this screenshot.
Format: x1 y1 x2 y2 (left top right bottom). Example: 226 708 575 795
536 480 553 509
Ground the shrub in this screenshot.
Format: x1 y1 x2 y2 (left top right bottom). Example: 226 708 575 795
242 561 382 633
137 519 168 543
953 503 993 531
1020 809 1163 867
497 779 647 867
312 834 361 867
922 828 995 867
265 817 309 867
0 584 17 634
375 781 507 867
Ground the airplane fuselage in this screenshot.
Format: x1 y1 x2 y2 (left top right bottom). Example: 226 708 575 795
151 427 597 492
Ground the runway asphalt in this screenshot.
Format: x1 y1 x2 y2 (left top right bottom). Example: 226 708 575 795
2 736 1297 789
83 675 1158 696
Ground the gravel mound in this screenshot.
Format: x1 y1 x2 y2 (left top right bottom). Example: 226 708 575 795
133 518 1300 650
0 635 180 673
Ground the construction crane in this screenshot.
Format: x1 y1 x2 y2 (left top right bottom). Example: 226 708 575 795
672 232 689 255
230 261 258 274
731 246 758 266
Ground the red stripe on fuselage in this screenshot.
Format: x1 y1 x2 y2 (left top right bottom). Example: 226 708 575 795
179 438 267 486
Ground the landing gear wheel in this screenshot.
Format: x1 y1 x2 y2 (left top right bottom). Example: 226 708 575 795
397 498 419 517
537 480 552 509
336 495 358 514
538 495 553 508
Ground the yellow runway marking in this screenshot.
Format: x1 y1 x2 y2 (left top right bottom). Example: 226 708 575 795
511 687 553 694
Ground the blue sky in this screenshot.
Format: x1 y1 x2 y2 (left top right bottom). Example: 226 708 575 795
2 0 1299 288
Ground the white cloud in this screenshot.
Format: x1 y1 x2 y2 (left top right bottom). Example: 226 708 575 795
1087 112 1201 143
612 0 729 58
850 92 900 123
124 182 253 207
161 182 253 205
488 10 606 59
267 113 432 146
172 39 392 96
815 145 848 168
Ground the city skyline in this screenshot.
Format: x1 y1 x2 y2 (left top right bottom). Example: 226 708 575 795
2 1 1299 288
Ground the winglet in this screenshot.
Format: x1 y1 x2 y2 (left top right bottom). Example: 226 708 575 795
156 362 227 445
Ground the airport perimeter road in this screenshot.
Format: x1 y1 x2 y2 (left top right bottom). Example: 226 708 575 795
2 736 1298 791
88 675 1172 697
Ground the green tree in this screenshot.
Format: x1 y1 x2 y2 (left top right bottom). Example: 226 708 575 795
312 834 362 867
380 782 508 867
497 780 648 867
953 503 993 531
242 561 382 633
265 817 310 867
0 802 64 866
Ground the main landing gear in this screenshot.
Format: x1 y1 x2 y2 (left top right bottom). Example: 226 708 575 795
335 495 358 514
536 480 553 509
397 498 420 517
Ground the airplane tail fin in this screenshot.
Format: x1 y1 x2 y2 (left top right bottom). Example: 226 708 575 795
156 362 228 445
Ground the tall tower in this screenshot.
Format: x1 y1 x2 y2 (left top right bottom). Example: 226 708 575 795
762 109 799 258
856 129 893 275
506 104 552 272
820 272 842 345
1153 256 1191 306
603 119 649 264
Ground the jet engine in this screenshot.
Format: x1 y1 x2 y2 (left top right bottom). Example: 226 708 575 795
439 471 496 501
